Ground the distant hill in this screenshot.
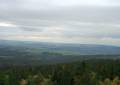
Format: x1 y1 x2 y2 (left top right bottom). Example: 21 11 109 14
0 40 120 55
0 40 120 65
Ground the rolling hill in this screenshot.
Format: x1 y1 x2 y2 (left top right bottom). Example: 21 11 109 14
0 40 120 65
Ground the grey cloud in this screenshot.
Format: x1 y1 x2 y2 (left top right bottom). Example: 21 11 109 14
0 0 120 45
1 7 120 24
19 26 44 31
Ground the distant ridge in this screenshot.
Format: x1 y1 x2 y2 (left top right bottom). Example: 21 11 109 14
0 40 120 55
0 40 120 65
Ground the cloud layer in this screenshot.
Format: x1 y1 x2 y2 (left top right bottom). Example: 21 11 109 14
0 0 120 46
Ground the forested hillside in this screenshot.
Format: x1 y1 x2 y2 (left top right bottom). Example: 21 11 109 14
1 59 120 85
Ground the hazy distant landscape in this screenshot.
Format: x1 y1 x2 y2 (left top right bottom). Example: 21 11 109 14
0 40 120 66
0 41 120 85
1 40 120 85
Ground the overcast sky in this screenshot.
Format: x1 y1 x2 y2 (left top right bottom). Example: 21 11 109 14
0 0 120 46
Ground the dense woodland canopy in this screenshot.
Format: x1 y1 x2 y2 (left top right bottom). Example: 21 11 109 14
1 59 120 85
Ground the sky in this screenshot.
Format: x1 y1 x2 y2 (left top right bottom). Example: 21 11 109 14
0 0 120 46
